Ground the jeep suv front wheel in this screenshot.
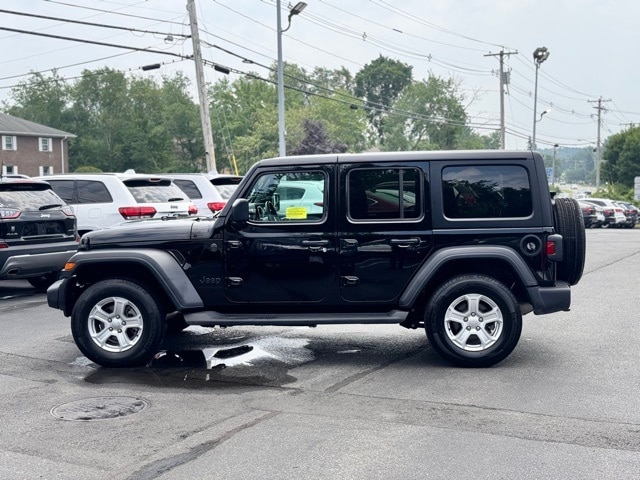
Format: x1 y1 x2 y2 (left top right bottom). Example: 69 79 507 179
71 279 165 367
425 274 522 367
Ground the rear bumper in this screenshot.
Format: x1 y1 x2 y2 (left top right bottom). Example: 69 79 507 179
0 245 77 280
527 281 571 314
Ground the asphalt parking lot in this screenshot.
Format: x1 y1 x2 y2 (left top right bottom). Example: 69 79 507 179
1 228 640 480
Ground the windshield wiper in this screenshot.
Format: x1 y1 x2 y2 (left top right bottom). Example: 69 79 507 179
167 197 184 202
39 204 63 210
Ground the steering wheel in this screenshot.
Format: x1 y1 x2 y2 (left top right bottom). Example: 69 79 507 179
265 201 280 221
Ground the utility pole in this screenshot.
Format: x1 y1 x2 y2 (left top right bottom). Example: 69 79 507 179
187 0 217 173
485 49 517 149
589 97 610 189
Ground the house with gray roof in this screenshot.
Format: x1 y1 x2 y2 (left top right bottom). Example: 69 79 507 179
0 112 75 177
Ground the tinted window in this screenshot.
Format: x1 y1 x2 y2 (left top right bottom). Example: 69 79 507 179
348 168 422 221
442 165 532 219
173 179 203 199
46 180 75 203
124 180 186 203
76 180 113 204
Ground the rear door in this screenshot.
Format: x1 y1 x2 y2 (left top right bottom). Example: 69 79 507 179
224 165 337 304
338 162 433 303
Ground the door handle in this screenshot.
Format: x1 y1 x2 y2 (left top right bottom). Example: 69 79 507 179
226 240 242 249
389 238 420 248
301 239 329 252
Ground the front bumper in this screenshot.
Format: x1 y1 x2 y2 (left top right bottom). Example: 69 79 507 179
47 278 68 313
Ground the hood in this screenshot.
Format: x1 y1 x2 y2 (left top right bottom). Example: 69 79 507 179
80 217 216 248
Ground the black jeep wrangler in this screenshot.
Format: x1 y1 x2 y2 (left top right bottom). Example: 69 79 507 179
47 151 585 368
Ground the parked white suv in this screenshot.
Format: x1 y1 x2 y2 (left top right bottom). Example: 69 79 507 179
159 173 243 215
35 173 197 235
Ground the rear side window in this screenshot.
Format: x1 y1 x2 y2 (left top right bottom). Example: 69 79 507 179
348 168 422 221
442 165 532 219
173 180 202 199
76 180 113 204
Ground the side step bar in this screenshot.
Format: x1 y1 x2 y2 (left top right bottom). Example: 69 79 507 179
184 310 409 327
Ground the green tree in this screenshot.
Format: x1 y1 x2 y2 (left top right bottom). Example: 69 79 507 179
354 55 413 144
383 75 467 151
290 119 347 155
3 70 72 131
602 126 640 187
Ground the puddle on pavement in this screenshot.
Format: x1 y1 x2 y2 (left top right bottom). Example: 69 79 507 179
80 336 315 389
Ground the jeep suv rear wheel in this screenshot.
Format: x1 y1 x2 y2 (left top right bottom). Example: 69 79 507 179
71 279 165 367
425 274 522 367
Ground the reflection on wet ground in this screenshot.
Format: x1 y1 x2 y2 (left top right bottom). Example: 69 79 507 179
80 330 317 390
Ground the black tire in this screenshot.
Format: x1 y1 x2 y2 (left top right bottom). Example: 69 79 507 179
71 279 165 368
27 272 60 291
553 198 586 286
425 274 523 368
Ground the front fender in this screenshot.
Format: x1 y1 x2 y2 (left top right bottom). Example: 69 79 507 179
63 249 204 311
399 245 538 309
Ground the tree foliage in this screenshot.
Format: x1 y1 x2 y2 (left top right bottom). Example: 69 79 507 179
601 126 640 188
354 55 413 144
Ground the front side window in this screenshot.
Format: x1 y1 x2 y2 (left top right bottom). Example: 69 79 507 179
348 168 422 221
442 165 532 219
39 137 52 152
2 136 16 151
245 171 326 223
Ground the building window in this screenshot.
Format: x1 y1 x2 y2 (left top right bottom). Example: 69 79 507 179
39 137 52 152
1 165 18 175
2 135 17 151
39 166 54 176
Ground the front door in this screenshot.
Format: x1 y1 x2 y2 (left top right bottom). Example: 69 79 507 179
224 165 338 304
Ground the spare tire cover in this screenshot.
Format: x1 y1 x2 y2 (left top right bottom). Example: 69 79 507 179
553 197 586 285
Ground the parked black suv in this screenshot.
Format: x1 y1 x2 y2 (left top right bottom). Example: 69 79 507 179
0 178 78 289
47 151 585 367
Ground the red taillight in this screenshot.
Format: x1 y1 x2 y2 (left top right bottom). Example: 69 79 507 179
546 241 556 256
313 202 324 207
188 204 198 215
207 201 226 212
118 206 156 220
0 209 20 219
0 242 8 249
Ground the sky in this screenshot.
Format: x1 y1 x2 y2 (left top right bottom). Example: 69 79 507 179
1 0 638 151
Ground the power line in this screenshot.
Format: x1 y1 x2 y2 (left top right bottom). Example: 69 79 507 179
0 8 190 39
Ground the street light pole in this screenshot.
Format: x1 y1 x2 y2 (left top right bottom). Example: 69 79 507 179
277 1 307 158
531 46 549 151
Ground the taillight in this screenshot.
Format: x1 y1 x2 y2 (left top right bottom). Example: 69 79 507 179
546 234 563 262
207 202 226 212
118 206 156 220
188 204 198 215
0 242 8 249
61 206 75 217
0 208 20 219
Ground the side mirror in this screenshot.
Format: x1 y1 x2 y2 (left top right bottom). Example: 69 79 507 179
230 198 249 224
